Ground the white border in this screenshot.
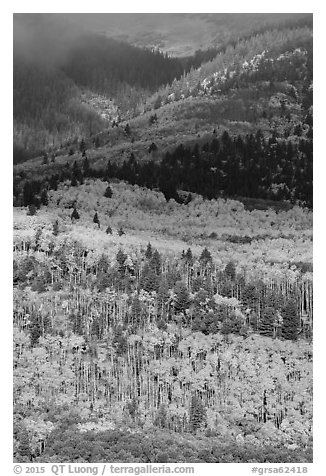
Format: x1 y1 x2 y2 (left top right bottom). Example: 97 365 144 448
3 3 324 474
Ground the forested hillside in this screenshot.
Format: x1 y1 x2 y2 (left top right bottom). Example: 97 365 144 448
13 35 184 163
13 13 313 465
13 181 312 463
13 14 312 163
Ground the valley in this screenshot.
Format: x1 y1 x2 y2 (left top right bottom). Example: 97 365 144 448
13 13 313 465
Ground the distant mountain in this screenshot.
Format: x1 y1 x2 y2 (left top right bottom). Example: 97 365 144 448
59 13 311 56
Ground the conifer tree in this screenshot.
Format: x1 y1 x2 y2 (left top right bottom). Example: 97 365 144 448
174 281 191 314
53 219 59 236
154 404 168 429
27 204 37 216
29 314 43 346
94 136 100 148
199 247 212 265
184 193 192 205
116 249 127 273
112 326 128 356
148 142 157 154
82 157 90 176
221 313 242 336
71 207 80 221
145 242 153 260
189 395 206 433
125 123 131 135
40 189 48 206
153 95 162 110
118 226 125 237
140 264 159 293
105 225 112 235
157 278 170 313
282 299 300 340
17 427 32 460
150 249 161 275
130 296 143 327
93 212 100 228
34 228 42 249
184 248 193 265
157 318 167 331
258 307 275 337
79 138 86 153
104 185 113 198
31 275 47 293
225 261 236 281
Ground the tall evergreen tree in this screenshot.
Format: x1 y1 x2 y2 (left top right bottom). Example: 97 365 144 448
40 189 48 206
93 212 100 228
150 249 161 275
53 219 59 236
174 281 191 314
17 427 32 460
79 138 86 153
116 249 127 273
71 207 80 221
148 142 157 153
27 204 37 216
29 314 43 346
112 326 128 356
104 185 113 198
200 247 212 266
225 261 236 281
140 264 159 293
145 242 153 260
82 157 90 176
118 226 125 237
258 306 275 337
189 395 206 433
282 299 300 340
184 248 193 265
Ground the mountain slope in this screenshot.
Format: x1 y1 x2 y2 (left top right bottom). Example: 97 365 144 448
61 13 311 56
13 14 312 164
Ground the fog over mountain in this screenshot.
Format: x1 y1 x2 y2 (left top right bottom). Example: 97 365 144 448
13 13 86 66
15 13 310 59
60 13 310 56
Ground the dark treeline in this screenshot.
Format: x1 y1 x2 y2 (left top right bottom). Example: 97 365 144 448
14 130 312 209
110 132 312 206
61 35 185 95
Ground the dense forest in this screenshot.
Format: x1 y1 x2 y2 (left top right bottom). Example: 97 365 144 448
13 39 183 163
13 129 313 209
13 13 313 465
13 14 312 162
13 177 313 463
